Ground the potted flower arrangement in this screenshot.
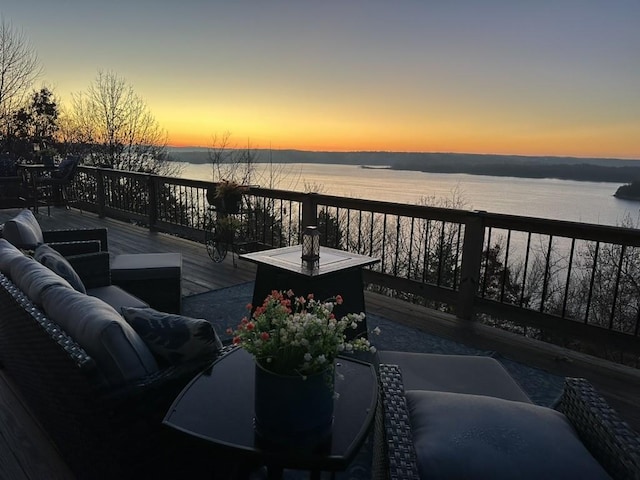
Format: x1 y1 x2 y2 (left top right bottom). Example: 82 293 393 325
229 289 379 444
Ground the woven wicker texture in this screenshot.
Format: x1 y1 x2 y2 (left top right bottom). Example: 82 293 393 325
376 364 640 480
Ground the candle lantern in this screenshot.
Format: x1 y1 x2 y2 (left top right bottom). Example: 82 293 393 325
301 226 320 268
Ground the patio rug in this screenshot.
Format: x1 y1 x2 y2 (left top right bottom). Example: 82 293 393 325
183 282 565 479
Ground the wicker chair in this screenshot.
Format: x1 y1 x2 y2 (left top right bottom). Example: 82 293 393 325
374 364 640 480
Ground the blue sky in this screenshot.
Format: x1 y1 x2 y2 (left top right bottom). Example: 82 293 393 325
2 1 639 158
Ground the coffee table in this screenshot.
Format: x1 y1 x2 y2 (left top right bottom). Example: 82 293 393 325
240 246 379 339
163 347 377 478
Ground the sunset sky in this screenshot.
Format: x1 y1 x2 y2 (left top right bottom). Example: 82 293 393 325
2 1 639 159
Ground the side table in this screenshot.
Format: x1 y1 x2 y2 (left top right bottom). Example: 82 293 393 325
240 246 379 339
164 347 378 478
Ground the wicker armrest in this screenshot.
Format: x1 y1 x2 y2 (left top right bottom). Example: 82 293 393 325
47 239 102 256
42 227 108 251
66 251 111 288
102 344 239 417
374 364 420 480
559 377 640 480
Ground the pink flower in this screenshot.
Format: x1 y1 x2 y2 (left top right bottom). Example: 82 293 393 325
260 332 270 341
225 328 233 335
335 295 343 305
246 303 253 310
246 322 255 331
307 293 314 300
232 336 241 345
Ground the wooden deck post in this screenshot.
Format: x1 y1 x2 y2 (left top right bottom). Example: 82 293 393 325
148 175 158 231
456 211 485 321
96 169 106 218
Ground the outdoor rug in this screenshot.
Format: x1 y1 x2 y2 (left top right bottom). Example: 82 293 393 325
182 282 565 479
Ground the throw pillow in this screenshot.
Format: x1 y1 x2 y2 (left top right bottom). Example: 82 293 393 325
9 254 74 305
34 244 86 294
0 238 25 274
1 209 44 249
121 306 223 365
405 390 611 480
42 285 159 385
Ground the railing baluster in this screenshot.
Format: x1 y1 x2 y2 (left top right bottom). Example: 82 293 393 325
610 245 626 330
500 229 512 303
540 235 553 313
585 241 600 324
481 227 493 298
561 238 576 318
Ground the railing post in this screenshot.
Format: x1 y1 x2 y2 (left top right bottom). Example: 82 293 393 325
302 193 318 229
96 168 106 218
457 211 486 321
148 176 158 231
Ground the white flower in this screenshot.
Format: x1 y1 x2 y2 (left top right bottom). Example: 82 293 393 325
351 322 358 329
369 346 377 353
373 326 381 336
317 354 326 364
304 352 312 362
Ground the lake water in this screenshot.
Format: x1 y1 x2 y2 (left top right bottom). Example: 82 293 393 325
178 162 640 228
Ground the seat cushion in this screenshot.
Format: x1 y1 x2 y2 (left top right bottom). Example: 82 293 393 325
2 209 44 249
9 254 74 305
41 285 159 385
121 306 222 365
405 390 611 480
378 351 532 403
34 244 86 294
0 238 25 273
87 285 149 310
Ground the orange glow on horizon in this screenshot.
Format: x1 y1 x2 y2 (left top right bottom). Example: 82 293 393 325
166 131 640 160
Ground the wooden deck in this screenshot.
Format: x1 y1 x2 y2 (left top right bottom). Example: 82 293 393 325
1 207 639 479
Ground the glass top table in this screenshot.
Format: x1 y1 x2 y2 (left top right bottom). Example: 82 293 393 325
163 347 378 476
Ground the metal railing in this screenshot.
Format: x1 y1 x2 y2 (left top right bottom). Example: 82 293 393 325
70 166 640 362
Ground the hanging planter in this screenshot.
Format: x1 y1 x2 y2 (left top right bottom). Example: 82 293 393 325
206 181 248 214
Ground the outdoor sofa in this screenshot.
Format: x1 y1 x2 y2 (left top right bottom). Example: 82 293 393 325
0 210 232 478
373 351 640 480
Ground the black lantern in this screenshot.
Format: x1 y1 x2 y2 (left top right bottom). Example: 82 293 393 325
301 226 320 268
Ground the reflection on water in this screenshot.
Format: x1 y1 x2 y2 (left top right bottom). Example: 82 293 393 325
178 162 639 227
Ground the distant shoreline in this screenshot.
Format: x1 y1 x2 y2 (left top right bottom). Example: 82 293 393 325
168 148 640 185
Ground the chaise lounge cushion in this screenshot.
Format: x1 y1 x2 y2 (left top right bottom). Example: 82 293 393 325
9 254 74 305
42 285 159 385
378 351 532 403
2 209 44 249
34 244 86 294
405 390 611 480
0 238 26 273
121 306 223 365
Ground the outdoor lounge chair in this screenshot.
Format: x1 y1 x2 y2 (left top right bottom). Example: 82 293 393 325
373 355 640 480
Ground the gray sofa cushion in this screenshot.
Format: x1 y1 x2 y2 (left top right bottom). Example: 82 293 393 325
88 285 149 311
34 244 86 294
121 306 222 365
378 351 532 403
405 390 611 480
41 285 159 385
2 209 44 249
9 254 74 305
0 238 25 273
